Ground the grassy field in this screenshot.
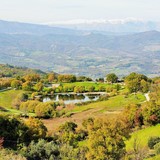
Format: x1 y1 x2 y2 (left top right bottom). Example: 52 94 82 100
0 90 36 115
126 124 160 151
64 93 146 115
125 124 160 159
0 88 146 132
0 108 25 115
0 89 24 108
44 93 146 132
62 82 117 91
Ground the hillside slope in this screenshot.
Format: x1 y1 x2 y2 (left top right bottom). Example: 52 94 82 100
0 20 160 77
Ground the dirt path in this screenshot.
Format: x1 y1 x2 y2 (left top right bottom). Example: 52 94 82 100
43 107 120 133
144 93 150 101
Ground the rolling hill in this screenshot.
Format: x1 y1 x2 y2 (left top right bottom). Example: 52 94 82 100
0 20 160 78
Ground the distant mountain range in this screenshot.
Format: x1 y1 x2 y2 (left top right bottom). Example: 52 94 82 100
48 18 160 33
0 20 82 35
0 20 160 78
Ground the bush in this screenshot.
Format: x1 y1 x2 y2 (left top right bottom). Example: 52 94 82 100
35 102 54 118
154 142 160 155
99 94 109 101
106 86 114 92
74 86 85 93
31 92 39 99
25 118 47 141
148 137 160 149
87 85 95 92
11 79 22 89
22 81 32 91
0 115 29 148
23 139 59 160
20 100 40 113
98 85 106 92
0 149 26 160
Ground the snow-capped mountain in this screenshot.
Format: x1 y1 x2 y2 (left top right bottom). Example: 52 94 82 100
47 18 160 33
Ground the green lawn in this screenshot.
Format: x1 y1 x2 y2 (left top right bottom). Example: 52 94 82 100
62 82 117 91
0 89 24 108
64 93 146 115
0 90 36 116
0 108 25 115
0 88 146 118
126 124 160 151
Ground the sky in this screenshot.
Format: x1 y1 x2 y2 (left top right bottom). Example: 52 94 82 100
0 0 160 24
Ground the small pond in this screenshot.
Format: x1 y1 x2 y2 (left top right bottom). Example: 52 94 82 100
43 93 104 104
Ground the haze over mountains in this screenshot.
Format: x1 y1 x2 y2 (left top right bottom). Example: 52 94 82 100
0 19 160 78
48 18 160 33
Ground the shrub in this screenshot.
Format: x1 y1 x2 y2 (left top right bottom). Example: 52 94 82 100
20 100 40 113
99 94 109 101
154 142 160 155
22 81 32 91
0 115 29 148
31 92 38 99
106 86 114 92
11 79 22 89
98 85 106 92
25 118 47 141
23 139 59 160
148 136 160 149
35 103 54 118
74 86 85 93
87 85 95 92
0 149 26 160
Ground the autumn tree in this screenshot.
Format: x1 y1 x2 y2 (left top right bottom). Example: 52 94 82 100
34 82 44 92
106 73 118 83
77 76 92 82
25 117 47 141
121 104 143 128
22 81 32 91
74 86 85 93
11 79 22 89
24 74 40 82
58 74 76 83
20 100 40 113
47 73 56 83
35 102 55 118
140 79 149 93
87 85 95 92
125 72 149 93
142 101 160 125
0 115 29 148
57 122 80 147
86 118 130 160
12 93 28 109
0 78 12 89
